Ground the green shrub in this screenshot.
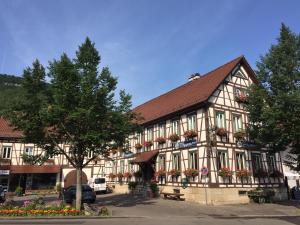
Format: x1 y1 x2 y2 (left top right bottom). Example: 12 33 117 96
128 181 138 190
150 182 158 196
15 186 23 196
248 188 275 203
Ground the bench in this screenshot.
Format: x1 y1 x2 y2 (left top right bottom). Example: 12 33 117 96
161 189 185 201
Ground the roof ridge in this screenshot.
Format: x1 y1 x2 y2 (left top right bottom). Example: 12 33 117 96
133 55 243 110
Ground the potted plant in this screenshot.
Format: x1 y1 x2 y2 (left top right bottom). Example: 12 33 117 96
218 167 233 178
236 169 251 178
108 173 116 180
216 127 227 137
234 130 246 140
155 137 166 145
144 141 153 148
184 130 197 139
15 186 23 197
235 92 248 103
155 169 166 178
169 134 180 142
149 181 159 198
135 143 143 150
183 168 199 180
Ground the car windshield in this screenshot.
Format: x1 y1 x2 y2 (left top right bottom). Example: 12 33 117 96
94 178 105 184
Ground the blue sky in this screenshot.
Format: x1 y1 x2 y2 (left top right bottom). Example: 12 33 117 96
1 0 299 106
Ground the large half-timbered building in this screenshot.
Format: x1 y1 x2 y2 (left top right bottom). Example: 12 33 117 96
106 56 287 204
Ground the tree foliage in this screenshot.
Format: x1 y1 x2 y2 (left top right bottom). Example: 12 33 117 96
4 38 139 209
247 24 300 170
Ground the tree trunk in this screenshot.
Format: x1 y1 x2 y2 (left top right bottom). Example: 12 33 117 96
76 168 82 210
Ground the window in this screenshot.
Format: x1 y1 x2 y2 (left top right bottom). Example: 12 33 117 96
187 114 196 131
268 155 277 173
24 146 34 156
120 160 125 173
233 114 243 132
173 153 181 170
2 146 11 159
87 150 94 158
147 127 153 141
216 111 225 128
252 154 263 172
158 124 166 138
236 152 245 170
188 151 198 170
158 155 166 170
137 132 142 143
217 151 228 170
172 120 180 135
234 87 243 96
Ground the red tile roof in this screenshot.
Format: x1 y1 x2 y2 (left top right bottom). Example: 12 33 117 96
0 117 23 139
133 56 256 124
132 150 159 163
10 165 61 174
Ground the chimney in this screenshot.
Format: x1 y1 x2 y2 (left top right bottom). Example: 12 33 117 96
188 73 201 81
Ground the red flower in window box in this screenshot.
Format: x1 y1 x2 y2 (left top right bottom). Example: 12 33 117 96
236 169 251 178
144 141 153 147
155 137 166 144
135 143 143 150
108 173 116 179
216 128 227 137
184 130 197 139
169 134 180 142
218 167 233 177
123 172 132 178
168 169 181 177
235 93 248 103
183 168 199 178
155 169 166 177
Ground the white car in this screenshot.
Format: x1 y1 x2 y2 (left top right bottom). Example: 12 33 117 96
88 177 107 194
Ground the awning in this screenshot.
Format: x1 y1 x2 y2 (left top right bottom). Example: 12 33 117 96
10 165 61 174
132 150 159 164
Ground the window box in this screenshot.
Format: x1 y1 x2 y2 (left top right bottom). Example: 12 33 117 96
216 128 227 137
135 143 143 150
269 170 283 178
169 134 180 142
218 167 233 178
109 173 116 179
235 93 248 103
234 130 246 140
253 169 268 178
184 130 197 139
155 169 166 178
144 141 153 147
155 137 166 145
168 169 181 177
183 168 198 178
236 169 251 178
133 170 142 178
123 172 132 178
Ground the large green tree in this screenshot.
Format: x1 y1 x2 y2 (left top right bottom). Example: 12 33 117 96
5 38 138 210
247 24 300 170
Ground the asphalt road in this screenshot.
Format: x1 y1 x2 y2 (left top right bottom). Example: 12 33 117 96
1 216 300 225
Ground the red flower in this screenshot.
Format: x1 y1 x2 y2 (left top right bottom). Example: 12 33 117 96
184 130 197 139
169 134 180 142
144 141 153 147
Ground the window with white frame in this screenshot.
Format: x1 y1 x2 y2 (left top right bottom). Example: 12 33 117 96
268 155 277 172
173 153 181 170
172 120 180 135
187 114 196 131
24 146 34 156
217 150 228 170
236 152 245 170
120 160 125 173
158 123 166 137
252 153 263 172
2 146 11 159
147 127 153 141
188 151 198 170
158 154 166 170
216 111 225 128
137 132 142 143
233 114 243 132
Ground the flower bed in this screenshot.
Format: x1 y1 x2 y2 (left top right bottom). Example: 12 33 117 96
0 208 81 217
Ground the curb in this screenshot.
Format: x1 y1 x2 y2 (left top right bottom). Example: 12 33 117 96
212 214 300 219
0 216 147 220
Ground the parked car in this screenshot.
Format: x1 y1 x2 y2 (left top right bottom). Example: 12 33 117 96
88 177 108 194
62 185 96 204
0 186 5 203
